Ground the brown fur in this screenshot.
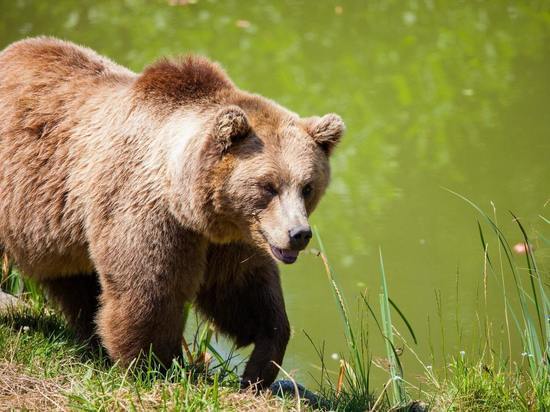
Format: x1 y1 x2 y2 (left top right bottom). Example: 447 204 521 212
134 56 233 108
0 37 344 389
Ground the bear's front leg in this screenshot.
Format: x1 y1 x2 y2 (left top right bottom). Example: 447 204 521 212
197 245 290 390
239 275 291 391
91 216 207 368
97 279 190 367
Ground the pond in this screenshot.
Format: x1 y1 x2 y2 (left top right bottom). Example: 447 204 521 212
1 0 549 388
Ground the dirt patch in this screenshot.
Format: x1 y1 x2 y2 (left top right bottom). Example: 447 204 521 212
221 390 299 411
0 362 69 411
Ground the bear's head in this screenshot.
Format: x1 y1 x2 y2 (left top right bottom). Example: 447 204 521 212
145 57 345 263
202 95 345 264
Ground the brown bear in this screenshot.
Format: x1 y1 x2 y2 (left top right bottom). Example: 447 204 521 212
0 37 345 389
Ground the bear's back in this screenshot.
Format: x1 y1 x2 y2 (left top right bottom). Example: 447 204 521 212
0 36 134 84
0 37 136 276
0 37 135 144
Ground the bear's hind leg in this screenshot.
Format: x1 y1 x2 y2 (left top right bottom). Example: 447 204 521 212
41 273 101 342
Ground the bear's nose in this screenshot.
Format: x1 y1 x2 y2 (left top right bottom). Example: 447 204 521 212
288 225 312 250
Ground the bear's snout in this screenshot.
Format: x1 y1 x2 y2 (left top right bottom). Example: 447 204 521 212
288 225 312 250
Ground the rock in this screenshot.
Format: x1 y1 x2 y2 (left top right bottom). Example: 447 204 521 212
0 290 23 312
269 379 330 409
407 400 429 412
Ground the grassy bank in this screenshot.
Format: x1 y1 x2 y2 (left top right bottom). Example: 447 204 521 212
1 197 548 411
2 303 322 411
0 304 303 411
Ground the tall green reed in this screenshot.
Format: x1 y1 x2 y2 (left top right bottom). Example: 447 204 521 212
313 230 416 410
446 189 549 382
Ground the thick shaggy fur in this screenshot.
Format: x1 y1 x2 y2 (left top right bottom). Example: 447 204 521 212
0 37 344 389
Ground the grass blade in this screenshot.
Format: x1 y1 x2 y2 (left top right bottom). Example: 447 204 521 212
378 248 407 407
388 297 417 345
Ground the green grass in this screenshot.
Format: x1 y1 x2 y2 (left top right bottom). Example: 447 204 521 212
0 304 305 411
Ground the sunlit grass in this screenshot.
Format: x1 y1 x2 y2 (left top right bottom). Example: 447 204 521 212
309 237 421 411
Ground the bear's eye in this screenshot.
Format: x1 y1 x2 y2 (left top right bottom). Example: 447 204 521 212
261 183 278 197
302 183 313 198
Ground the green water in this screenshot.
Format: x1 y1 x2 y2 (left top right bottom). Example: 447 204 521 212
1 0 549 388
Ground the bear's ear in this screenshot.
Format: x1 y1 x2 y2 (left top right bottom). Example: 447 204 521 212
212 106 251 153
304 113 345 156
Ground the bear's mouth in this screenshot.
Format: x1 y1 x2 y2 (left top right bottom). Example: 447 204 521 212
269 245 299 264
257 228 300 264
